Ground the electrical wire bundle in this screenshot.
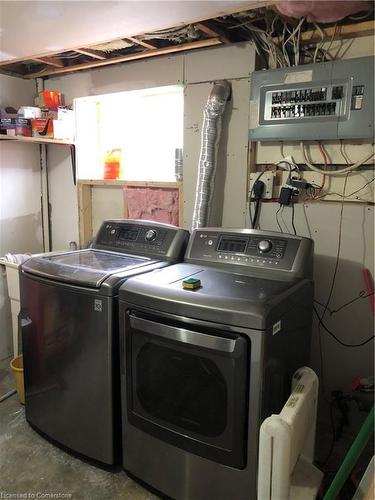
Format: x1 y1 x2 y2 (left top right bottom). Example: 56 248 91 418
141 25 200 43
219 12 339 69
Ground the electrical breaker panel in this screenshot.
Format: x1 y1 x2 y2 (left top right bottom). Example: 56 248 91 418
249 56 374 141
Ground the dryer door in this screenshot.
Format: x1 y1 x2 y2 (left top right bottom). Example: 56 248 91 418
124 311 250 469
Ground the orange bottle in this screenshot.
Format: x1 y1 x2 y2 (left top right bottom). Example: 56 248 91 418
104 148 122 179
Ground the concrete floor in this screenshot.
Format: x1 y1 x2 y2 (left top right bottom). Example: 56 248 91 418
0 358 158 500
1 357 373 499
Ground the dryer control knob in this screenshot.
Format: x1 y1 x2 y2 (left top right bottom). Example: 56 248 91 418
258 240 272 253
145 229 157 242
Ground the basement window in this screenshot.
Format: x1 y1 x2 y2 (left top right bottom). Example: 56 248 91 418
75 85 184 181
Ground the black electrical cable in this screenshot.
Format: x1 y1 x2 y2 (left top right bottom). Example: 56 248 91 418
313 178 375 201
275 205 283 232
313 306 375 347
345 177 375 198
279 205 289 233
330 291 374 314
291 200 297 235
252 198 261 229
252 180 265 228
318 175 349 372
319 398 337 467
314 291 375 316
249 171 265 229
317 320 327 397
322 197 345 316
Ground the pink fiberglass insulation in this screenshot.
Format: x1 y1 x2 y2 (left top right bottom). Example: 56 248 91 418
124 187 179 226
275 1 371 22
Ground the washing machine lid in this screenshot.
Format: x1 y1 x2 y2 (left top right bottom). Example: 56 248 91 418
120 263 311 329
22 249 153 288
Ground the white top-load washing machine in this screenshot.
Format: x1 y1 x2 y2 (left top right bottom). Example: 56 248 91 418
118 227 314 499
20 219 189 465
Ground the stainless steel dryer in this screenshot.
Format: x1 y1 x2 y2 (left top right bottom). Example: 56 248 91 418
119 228 314 499
20 219 189 465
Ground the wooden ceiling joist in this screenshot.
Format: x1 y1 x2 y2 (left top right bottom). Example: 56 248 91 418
195 21 231 44
26 37 222 78
299 19 374 44
0 1 269 76
0 3 373 80
74 48 107 60
126 36 158 50
31 57 65 68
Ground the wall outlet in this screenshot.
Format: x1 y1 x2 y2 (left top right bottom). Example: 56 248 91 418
248 171 275 199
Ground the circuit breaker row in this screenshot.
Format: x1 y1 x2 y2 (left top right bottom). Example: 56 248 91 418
270 102 337 119
271 87 327 104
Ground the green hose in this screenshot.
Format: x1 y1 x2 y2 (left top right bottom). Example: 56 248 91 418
324 405 374 500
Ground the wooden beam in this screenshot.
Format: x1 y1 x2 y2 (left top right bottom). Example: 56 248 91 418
77 183 93 248
0 52 64 67
74 48 107 60
0 135 73 145
79 179 181 187
0 1 268 69
299 20 374 44
26 38 222 78
195 21 231 43
32 57 64 68
125 36 158 50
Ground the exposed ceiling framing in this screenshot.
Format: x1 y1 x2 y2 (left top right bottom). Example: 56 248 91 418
0 3 373 80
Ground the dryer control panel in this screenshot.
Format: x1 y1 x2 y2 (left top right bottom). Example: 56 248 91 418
93 220 189 261
186 229 313 278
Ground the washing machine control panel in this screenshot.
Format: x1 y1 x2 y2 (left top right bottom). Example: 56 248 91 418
93 220 189 259
187 229 313 276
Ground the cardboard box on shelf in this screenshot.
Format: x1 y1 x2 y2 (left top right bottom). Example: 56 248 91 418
40 107 59 119
53 120 74 141
0 118 16 135
31 118 54 138
52 108 74 141
15 118 32 137
18 106 41 119
57 108 73 120
1 117 32 137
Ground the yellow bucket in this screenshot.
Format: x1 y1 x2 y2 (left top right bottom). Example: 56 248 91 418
10 355 25 404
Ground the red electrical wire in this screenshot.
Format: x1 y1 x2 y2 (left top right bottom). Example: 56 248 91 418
313 143 328 198
304 143 328 202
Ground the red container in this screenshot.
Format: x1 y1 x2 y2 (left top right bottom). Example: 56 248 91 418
37 90 63 108
104 149 122 179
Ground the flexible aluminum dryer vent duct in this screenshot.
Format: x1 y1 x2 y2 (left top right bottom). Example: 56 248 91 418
191 80 230 230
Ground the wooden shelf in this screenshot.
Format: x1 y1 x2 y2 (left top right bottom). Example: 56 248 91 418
0 135 73 145
78 179 181 187
1 134 77 185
